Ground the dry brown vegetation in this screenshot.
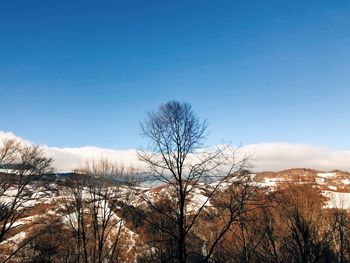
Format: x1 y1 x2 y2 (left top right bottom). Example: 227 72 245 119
2 168 350 262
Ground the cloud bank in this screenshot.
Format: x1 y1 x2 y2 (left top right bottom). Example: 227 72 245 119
1 131 349 172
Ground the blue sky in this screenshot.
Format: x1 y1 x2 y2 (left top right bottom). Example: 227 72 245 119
0 0 349 149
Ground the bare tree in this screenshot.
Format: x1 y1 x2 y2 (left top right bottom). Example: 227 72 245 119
138 101 250 262
259 206 281 263
332 209 350 263
0 138 52 261
62 159 137 263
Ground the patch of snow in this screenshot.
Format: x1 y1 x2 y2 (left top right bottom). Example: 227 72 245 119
1 231 26 245
324 191 350 209
5 221 23 229
317 172 336 178
316 177 325 184
342 179 350 185
257 178 278 188
188 188 210 212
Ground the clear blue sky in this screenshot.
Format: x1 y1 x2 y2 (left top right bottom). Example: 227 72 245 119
1 0 349 149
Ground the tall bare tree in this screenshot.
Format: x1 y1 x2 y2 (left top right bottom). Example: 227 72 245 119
138 101 250 262
0 138 52 261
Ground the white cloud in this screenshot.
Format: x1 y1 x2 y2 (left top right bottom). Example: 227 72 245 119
1 131 349 172
44 146 139 172
240 143 350 172
0 131 32 145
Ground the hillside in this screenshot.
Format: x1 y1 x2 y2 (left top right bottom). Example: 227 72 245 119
1 168 350 262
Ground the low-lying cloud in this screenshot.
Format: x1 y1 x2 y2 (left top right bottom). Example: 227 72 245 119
1 131 349 172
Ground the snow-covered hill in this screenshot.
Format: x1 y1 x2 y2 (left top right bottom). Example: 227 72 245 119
2 168 350 261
